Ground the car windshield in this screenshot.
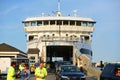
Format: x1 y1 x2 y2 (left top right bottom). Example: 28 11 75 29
55 61 71 67
61 66 79 72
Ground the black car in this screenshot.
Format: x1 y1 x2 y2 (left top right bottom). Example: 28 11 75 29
56 65 85 80
100 63 120 80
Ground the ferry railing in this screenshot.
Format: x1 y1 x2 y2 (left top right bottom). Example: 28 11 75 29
27 37 91 45
40 37 79 42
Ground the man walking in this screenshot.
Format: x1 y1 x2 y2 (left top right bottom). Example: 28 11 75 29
35 61 47 80
7 62 18 80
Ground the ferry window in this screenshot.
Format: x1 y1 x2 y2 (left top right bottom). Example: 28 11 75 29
82 22 87 27
44 20 49 25
30 61 35 63
50 20 55 25
91 51 93 56
71 35 77 37
76 21 81 26
34 35 38 37
66 34 68 36
47 35 50 38
84 36 89 40
63 20 68 25
70 21 75 25
88 22 94 27
52 34 55 37
43 35 46 37
30 56 35 59
24 22 30 26
29 36 34 41
31 21 36 26
57 20 62 25
37 21 42 26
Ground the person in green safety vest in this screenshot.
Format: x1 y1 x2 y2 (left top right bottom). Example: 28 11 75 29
0 69 1 78
19 61 25 71
7 62 19 80
0 69 1 74
35 61 47 80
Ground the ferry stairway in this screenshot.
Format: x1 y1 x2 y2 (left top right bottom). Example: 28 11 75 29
74 49 101 80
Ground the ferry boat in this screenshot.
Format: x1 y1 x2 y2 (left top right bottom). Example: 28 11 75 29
22 0 96 68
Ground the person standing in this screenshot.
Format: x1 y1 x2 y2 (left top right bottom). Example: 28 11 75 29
7 61 18 80
35 61 47 80
115 69 120 77
20 63 30 80
19 61 25 71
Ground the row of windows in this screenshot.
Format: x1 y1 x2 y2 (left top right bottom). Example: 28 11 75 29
24 20 94 27
30 61 35 63
30 56 35 59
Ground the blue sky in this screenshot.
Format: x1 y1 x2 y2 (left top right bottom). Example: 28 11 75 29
0 0 120 62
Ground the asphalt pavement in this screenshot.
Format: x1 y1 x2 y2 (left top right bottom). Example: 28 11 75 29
21 73 98 80
0 70 98 80
28 73 56 80
0 74 98 80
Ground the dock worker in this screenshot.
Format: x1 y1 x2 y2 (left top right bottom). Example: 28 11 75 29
7 61 19 80
35 61 47 80
19 60 25 71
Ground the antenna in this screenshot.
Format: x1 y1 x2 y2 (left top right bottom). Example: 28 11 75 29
58 0 60 12
57 0 61 16
41 12 44 17
73 10 77 17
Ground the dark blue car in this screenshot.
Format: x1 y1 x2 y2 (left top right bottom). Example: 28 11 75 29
100 63 120 80
56 65 85 80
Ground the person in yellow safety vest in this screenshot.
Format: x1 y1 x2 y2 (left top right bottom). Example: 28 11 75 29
35 61 47 80
7 62 19 80
0 69 1 74
19 61 25 71
0 69 1 78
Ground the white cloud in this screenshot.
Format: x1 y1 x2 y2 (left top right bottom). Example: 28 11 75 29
0 5 19 16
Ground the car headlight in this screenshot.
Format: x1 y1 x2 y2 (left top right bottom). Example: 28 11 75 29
81 75 86 79
61 76 70 79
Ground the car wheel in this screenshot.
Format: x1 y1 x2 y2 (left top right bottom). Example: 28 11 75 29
56 77 61 80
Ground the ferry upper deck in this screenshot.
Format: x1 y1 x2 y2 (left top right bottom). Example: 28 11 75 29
23 16 96 34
